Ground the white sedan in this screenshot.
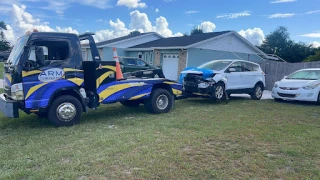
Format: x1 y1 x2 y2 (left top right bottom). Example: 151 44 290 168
272 68 320 104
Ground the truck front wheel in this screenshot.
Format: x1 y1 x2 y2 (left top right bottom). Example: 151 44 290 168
144 88 173 114
48 95 83 127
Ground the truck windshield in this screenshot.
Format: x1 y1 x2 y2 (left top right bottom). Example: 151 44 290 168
198 60 232 71
6 35 29 65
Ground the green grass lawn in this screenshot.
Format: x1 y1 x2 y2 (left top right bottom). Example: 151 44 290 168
0 62 3 76
0 62 3 93
0 98 319 179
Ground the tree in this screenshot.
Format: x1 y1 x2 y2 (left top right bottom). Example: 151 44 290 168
190 26 203 35
304 50 320 62
130 30 141 35
258 26 316 63
0 21 11 51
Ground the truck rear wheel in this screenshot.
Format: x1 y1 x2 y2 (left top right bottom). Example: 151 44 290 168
144 88 173 114
48 95 83 127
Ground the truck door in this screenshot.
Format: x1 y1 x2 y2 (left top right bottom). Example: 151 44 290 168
21 38 79 110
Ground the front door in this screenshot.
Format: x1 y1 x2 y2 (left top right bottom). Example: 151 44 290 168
162 54 179 80
224 61 244 90
22 39 77 109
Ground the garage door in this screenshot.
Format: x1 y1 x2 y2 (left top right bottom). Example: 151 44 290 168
162 54 179 80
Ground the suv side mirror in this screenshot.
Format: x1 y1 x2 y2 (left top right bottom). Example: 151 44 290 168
229 68 236 72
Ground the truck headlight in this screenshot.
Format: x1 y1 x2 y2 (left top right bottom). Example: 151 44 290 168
11 83 24 100
302 82 320 90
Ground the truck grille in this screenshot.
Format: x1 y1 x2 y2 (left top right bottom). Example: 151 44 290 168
277 93 297 98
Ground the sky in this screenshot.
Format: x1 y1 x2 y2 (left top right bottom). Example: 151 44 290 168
0 0 319 47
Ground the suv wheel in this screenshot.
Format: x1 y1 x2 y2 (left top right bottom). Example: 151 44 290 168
214 82 225 100
251 84 263 100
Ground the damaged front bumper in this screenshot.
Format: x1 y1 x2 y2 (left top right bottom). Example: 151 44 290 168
183 75 217 97
0 93 19 118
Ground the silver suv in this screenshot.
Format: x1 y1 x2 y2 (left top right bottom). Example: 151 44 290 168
181 59 266 100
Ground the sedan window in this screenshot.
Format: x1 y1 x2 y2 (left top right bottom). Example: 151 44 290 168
126 59 136 66
136 60 147 66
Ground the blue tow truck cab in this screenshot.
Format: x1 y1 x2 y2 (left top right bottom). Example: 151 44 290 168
0 32 182 126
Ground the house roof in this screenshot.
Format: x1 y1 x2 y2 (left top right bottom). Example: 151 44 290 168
129 31 232 48
82 32 162 48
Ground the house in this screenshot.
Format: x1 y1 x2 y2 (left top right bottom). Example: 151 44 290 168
83 30 268 81
81 32 163 62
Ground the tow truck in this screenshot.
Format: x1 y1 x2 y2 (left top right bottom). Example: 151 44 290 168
0 32 182 126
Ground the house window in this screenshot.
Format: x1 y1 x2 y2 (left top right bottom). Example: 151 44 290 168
149 52 154 65
138 52 143 59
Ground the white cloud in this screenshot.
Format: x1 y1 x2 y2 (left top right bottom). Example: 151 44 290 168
116 0 147 8
200 21 216 33
3 4 182 45
306 10 320 14
239 28 265 46
270 0 296 3
173 32 183 37
3 4 78 44
185 11 199 14
301 32 320 38
310 41 320 48
216 11 250 19
155 8 159 13
268 13 295 18
155 16 173 37
129 10 153 32
0 0 112 15
96 10 182 41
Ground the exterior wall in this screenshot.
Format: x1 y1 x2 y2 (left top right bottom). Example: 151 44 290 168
154 49 186 79
125 51 154 64
102 47 126 61
187 48 265 67
104 34 161 48
193 34 262 55
154 50 161 66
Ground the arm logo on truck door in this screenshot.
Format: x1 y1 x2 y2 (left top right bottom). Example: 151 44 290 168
38 68 65 82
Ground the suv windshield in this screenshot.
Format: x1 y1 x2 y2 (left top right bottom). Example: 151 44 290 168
198 60 232 71
286 70 320 80
6 34 29 65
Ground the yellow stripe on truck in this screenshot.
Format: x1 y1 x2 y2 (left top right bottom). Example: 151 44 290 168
25 83 48 99
22 70 42 77
129 93 149 100
67 78 84 86
96 71 114 88
98 83 144 102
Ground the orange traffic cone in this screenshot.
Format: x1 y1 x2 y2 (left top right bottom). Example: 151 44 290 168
113 48 124 80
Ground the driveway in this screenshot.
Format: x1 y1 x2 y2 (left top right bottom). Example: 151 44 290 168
0 79 3 88
230 90 272 100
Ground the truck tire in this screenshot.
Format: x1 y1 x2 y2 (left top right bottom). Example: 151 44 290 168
48 95 83 127
120 100 141 107
144 88 173 114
